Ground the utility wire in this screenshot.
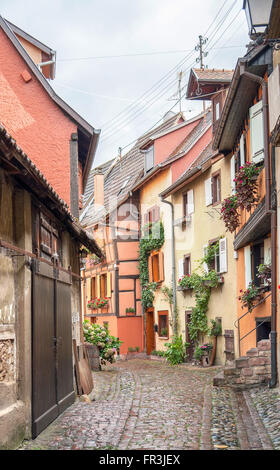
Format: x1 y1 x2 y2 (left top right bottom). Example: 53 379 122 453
93 0 242 149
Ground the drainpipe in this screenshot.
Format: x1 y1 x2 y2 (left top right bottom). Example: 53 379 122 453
240 69 277 387
161 197 177 336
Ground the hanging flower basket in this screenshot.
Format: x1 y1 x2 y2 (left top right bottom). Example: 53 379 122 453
221 195 240 233
234 162 262 211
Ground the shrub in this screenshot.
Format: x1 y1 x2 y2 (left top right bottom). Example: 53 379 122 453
83 320 122 364
164 335 189 365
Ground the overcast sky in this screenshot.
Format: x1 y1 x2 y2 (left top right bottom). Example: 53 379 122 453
1 0 249 168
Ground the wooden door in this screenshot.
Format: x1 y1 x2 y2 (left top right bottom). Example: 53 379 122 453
32 260 75 438
146 309 155 355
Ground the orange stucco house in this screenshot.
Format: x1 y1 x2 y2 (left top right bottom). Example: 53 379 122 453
0 16 100 215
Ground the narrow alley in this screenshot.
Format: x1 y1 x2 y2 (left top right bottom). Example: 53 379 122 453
18 359 280 451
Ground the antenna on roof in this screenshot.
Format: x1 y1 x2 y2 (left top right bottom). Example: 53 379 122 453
118 147 122 170
195 35 208 116
167 70 184 113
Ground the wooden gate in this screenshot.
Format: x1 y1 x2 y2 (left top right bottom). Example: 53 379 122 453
31 259 75 438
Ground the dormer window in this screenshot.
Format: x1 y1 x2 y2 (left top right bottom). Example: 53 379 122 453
144 145 154 173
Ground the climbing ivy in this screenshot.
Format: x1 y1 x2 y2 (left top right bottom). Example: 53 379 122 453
139 221 165 310
185 242 221 342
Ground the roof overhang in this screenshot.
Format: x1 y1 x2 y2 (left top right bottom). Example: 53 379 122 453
233 200 271 250
213 47 271 152
0 124 103 257
186 68 233 101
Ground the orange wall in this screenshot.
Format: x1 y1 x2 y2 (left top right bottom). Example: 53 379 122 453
117 316 144 354
0 28 76 206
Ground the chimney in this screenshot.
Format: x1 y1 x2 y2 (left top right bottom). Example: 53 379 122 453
94 169 104 208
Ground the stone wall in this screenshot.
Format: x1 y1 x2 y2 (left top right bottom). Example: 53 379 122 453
214 339 271 389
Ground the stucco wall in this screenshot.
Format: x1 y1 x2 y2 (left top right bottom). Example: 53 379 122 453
171 155 238 364
0 28 77 206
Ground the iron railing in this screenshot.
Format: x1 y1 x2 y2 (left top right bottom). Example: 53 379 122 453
234 290 272 356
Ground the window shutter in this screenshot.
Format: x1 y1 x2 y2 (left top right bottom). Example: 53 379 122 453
154 205 160 222
97 275 101 298
144 212 149 224
250 100 264 164
231 155 236 194
203 245 209 273
244 245 252 288
205 178 212 206
158 251 165 282
148 255 153 283
178 258 184 278
106 272 111 298
187 189 194 215
86 278 92 301
240 134 245 166
219 238 227 273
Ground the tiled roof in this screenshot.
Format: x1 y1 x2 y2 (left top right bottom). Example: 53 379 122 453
81 112 185 227
193 68 234 82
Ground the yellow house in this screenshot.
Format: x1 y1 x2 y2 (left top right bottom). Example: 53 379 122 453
160 143 238 365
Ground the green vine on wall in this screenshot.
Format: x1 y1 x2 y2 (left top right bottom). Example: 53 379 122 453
186 241 220 342
139 221 165 310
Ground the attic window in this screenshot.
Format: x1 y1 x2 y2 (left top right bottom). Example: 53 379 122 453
144 145 154 173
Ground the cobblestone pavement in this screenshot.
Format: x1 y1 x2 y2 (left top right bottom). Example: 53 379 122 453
18 359 280 451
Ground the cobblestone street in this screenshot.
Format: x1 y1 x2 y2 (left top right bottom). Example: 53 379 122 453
18 359 280 451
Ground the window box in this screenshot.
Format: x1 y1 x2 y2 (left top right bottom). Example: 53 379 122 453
177 285 193 293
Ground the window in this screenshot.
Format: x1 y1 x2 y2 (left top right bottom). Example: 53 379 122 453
158 311 169 338
184 255 191 276
34 211 62 263
149 251 164 283
212 171 221 205
183 189 194 217
144 205 160 226
144 145 154 173
100 273 107 298
204 238 227 274
117 177 131 196
251 241 264 287
91 277 97 299
90 317 97 324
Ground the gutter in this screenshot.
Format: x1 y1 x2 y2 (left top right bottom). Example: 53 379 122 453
160 196 177 336
239 68 277 388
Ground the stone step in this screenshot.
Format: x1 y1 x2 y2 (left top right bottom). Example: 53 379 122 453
246 348 258 357
213 371 226 387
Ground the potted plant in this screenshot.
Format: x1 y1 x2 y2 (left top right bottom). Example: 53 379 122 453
238 282 263 311
194 343 213 366
126 307 136 315
202 270 219 288
257 263 271 291
221 195 240 233
234 161 262 211
177 273 193 292
208 319 222 366
83 320 122 367
87 297 109 310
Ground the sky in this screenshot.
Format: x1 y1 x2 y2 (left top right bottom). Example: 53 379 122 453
1 0 249 168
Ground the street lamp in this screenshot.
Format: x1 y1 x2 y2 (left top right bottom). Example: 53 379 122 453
243 0 273 39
